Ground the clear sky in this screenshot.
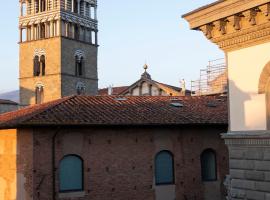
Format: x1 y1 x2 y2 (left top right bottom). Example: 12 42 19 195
0 0 223 93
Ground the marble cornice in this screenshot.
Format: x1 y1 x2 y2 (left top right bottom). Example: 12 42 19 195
183 1 270 51
222 132 270 146
19 10 98 30
183 0 270 29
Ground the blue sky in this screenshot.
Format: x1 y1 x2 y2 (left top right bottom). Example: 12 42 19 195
0 0 223 92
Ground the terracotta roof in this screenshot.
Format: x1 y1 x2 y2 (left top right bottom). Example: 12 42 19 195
0 99 19 105
98 86 129 96
0 95 228 129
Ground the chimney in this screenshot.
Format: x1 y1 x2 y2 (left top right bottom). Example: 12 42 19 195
108 85 113 95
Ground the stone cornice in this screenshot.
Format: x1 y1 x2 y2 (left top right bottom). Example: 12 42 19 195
183 0 270 51
222 132 270 146
19 10 98 30
183 0 270 29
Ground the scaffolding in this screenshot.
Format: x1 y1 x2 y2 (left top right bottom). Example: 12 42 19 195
191 58 227 96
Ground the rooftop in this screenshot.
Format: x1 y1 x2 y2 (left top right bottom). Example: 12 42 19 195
0 95 227 129
0 99 19 106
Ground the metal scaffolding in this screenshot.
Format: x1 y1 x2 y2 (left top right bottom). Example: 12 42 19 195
191 58 227 96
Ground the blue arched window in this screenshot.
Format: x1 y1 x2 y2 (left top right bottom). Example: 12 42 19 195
59 155 83 192
201 149 217 181
155 150 174 185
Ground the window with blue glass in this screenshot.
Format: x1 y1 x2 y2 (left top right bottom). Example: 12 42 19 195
59 155 83 192
155 150 174 185
201 149 217 182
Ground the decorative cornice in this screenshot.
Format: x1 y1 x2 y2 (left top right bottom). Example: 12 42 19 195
19 10 98 30
183 1 270 51
222 132 270 146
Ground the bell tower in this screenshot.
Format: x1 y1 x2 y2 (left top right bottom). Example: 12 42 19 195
19 0 98 105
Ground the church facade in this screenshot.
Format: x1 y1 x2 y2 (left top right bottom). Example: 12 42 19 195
184 0 270 199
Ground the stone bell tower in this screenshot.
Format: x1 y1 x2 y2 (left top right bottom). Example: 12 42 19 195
19 0 98 105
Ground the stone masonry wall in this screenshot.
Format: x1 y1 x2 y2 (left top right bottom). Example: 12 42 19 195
224 135 270 200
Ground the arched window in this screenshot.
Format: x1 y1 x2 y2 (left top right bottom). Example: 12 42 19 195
76 82 86 95
33 55 40 76
155 150 174 185
201 149 217 182
35 85 44 104
59 155 83 192
40 55 46 76
75 56 84 76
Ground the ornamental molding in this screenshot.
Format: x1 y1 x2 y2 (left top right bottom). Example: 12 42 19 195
183 1 270 51
222 132 270 146
19 10 98 30
213 22 270 51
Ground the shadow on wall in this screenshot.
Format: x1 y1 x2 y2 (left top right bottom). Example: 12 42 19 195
228 80 251 131
19 86 36 106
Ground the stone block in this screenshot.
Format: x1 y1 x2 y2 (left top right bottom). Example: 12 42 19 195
245 148 264 160
255 181 270 192
264 149 270 161
265 193 270 200
230 159 255 170
230 148 246 159
245 171 265 181
255 161 270 171
231 179 256 190
246 190 265 200
230 188 246 198
265 172 270 181
230 169 245 179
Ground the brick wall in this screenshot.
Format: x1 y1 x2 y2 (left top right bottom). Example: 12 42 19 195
17 126 228 200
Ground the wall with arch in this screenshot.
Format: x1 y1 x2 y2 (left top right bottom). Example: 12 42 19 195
16 126 228 200
227 41 270 131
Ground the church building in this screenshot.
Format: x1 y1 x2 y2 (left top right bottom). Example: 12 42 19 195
184 0 270 199
0 1 231 200
99 64 190 96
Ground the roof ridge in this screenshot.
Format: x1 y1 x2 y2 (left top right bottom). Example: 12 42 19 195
22 95 77 123
2 95 76 126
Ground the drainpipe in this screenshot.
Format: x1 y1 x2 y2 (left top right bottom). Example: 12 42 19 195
52 127 61 200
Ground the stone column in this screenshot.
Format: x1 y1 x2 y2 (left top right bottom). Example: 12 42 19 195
95 30 98 45
94 6 97 20
19 28 22 42
78 0 81 14
39 0 41 12
71 0 74 12
89 5 91 18
20 2 23 16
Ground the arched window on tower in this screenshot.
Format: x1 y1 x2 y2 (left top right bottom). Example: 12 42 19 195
33 56 40 76
59 155 83 192
200 149 217 182
75 56 84 76
35 85 44 104
155 150 175 185
40 55 46 76
76 82 86 95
